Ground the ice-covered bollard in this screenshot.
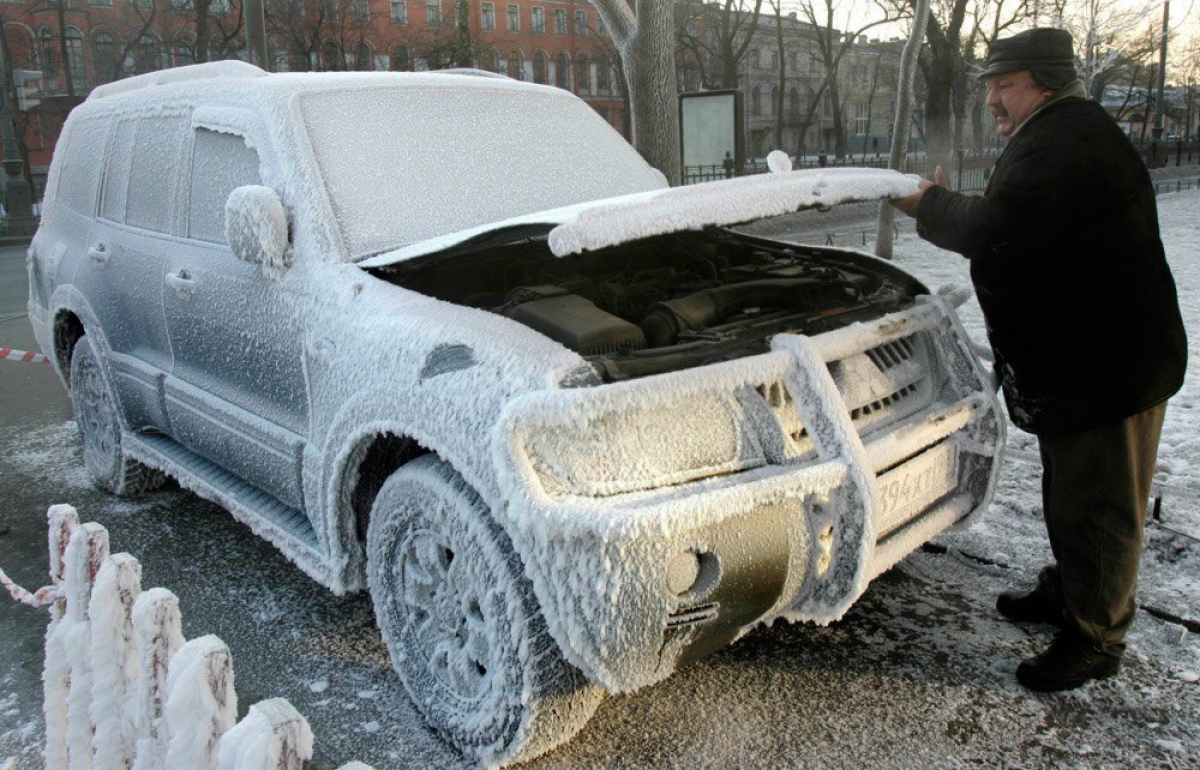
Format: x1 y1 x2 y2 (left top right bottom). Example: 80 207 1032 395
217 698 313 770
164 636 236 770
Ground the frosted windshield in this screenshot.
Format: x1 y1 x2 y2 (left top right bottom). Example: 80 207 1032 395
299 85 667 261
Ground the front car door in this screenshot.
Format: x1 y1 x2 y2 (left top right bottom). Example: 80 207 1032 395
161 119 310 509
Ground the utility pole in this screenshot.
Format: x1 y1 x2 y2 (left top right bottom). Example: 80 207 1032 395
246 0 269 69
1153 1 1168 139
0 25 34 236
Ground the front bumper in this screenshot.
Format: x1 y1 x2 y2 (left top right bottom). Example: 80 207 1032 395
493 290 1004 693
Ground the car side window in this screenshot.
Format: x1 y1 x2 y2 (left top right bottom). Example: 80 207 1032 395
53 117 108 217
125 115 189 233
99 118 137 224
187 129 263 244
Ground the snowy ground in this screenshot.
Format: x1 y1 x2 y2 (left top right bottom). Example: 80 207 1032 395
1 187 1198 769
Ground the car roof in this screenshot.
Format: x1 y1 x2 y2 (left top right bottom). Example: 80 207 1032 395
81 60 565 112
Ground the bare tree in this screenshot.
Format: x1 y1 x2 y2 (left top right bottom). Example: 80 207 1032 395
676 0 765 89
592 0 681 184
794 0 903 160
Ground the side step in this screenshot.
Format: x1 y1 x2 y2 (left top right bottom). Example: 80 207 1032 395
129 432 325 570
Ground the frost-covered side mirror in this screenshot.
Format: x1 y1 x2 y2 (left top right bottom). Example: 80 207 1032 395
225 185 291 278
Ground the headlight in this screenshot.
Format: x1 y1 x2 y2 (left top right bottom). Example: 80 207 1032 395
523 393 765 498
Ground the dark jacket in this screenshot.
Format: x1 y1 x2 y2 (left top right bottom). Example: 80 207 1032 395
916 97 1186 435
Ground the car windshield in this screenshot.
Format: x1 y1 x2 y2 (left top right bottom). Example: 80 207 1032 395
299 83 667 261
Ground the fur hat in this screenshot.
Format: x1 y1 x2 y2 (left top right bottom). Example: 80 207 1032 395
978 28 1077 89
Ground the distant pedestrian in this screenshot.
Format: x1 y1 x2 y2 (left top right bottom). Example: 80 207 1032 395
892 28 1187 692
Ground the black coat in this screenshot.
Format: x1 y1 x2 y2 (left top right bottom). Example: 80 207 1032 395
916 97 1186 435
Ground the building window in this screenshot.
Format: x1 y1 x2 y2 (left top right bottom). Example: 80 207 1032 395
426 0 441 26
575 55 589 93
533 50 547 84
531 7 545 34
172 37 195 67
391 0 407 24
353 0 369 25
506 4 519 32
481 2 495 30
554 9 566 35
390 45 410 70
506 49 522 79
555 52 568 88
134 36 158 74
751 86 761 116
575 9 587 36
596 55 610 93
90 0 113 7
93 33 117 81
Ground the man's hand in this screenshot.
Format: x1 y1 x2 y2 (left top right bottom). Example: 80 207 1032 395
891 165 947 218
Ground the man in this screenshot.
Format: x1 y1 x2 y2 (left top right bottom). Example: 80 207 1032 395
892 28 1187 692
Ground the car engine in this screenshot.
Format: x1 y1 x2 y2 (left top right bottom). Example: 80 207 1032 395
372 228 926 381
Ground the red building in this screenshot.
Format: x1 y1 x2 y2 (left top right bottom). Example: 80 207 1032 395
0 0 627 195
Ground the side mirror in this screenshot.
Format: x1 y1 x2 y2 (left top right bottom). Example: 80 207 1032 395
225 185 290 278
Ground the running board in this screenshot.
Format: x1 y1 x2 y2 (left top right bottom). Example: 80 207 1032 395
128 432 326 572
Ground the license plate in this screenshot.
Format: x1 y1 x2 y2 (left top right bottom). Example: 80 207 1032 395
875 442 959 537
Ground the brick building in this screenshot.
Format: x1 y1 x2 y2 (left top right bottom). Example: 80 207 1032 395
0 0 627 192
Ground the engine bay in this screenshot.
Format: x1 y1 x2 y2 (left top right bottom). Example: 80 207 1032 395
371 228 926 381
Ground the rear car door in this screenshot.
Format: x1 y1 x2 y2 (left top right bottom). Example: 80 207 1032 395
74 111 187 432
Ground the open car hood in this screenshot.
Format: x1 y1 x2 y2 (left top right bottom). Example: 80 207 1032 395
357 167 920 267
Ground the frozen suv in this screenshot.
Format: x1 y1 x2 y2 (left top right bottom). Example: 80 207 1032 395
29 62 1004 765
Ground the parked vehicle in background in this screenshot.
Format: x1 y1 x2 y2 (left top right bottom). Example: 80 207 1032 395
28 62 1004 766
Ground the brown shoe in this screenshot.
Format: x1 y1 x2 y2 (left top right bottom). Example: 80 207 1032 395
997 565 1064 627
1016 632 1122 692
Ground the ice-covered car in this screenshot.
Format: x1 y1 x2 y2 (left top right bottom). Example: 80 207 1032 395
29 61 1004 765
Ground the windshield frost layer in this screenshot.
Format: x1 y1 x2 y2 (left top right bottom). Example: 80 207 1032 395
300 85 667 261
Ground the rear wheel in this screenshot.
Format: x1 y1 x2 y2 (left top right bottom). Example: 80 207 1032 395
366 454 601 766
69 336 165 496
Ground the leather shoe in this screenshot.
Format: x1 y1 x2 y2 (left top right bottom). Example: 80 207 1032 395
996 566 1064 627
1016 632 1122 692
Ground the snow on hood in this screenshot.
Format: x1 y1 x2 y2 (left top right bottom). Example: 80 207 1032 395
358 168 920 267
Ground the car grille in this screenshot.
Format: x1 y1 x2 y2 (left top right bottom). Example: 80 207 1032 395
753 331 935 458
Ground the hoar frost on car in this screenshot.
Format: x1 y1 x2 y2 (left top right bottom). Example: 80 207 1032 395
28 61 1004 766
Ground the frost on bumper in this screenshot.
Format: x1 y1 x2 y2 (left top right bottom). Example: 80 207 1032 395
492 292 1004 693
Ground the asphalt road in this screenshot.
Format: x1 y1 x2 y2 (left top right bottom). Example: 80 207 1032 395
2 227 1197 769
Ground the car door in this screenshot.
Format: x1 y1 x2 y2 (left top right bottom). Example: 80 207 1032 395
161 121 310 509
73 111 186 432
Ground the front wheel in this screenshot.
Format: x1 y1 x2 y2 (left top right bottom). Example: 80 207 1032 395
69 336 165 496
366 454 601 766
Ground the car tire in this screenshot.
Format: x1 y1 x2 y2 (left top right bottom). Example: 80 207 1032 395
366 454 602 766
69 336 165 496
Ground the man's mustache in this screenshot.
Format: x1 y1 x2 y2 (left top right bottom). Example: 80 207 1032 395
991 107 1010 119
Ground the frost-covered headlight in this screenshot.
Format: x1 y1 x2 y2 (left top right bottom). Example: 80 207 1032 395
524 393 764 497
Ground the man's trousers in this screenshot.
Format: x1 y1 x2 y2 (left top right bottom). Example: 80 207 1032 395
1037 401 1167 655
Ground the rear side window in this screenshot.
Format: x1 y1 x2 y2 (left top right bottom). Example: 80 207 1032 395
52 116 108 216
99 118 136 223
125 115 188 233
187 129 263 244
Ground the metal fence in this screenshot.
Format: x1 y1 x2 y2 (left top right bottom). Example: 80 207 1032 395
687 141 1200 193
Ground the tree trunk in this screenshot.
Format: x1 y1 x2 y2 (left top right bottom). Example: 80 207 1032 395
594 0 681 184
877 0 930 260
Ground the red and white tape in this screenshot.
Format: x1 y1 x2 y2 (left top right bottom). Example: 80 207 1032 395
1 347 49 363
0 567 56 608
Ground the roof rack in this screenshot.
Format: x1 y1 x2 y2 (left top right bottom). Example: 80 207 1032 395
87 61 268 101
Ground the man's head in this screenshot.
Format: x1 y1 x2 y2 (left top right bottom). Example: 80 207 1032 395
979 28 1077 138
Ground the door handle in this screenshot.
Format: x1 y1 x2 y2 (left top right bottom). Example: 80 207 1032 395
165 270 197 296
87 244 109 264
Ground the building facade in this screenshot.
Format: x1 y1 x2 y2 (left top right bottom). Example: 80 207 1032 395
0 0 627 188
